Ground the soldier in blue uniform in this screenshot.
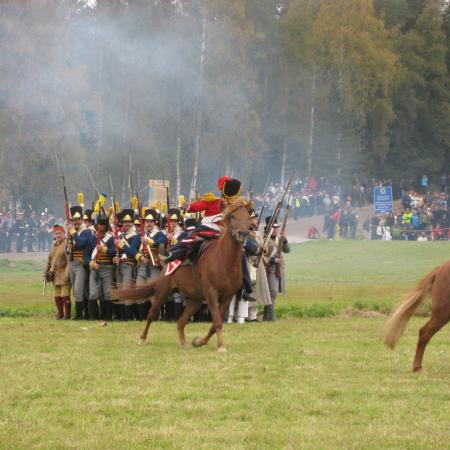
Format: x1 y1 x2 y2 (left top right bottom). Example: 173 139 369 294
67 206 92 320
87 214 116 321
82 209 96 319
135 208 167 320
113 209 140 321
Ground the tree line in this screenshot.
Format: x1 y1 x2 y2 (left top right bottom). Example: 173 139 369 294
0 0 449 212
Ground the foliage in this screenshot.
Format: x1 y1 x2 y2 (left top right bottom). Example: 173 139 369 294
0 0 449 211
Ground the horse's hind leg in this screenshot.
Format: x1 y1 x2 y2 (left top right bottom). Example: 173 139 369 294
177 300 202 348
413 313 449 372
139 280 171 345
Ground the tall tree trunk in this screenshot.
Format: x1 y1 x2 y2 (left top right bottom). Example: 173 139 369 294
191 6 206 199
307 67 316 175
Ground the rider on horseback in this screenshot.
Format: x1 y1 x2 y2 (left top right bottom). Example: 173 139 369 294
165 176 243 263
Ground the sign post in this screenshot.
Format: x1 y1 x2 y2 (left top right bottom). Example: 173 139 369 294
373 186 393 215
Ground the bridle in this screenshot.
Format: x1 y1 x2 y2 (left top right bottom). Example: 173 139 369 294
228 206 250 244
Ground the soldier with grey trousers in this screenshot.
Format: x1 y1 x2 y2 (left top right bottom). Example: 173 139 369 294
67 206 91 320
88 215 116 321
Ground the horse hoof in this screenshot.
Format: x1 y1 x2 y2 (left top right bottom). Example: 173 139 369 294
217 347 227 355
138 338 146 345
413 366 422 373
180 342 187 350
192 337 204 348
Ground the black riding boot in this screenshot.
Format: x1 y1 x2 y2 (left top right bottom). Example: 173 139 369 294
103 300 113 321
166 300 175 322
72 302 84 320
241 256 256 302
83 299 89 320
137 301 150 321
173 302 184 321
88 300 99 320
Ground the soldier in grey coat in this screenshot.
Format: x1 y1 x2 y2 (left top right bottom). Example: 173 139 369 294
262 216 290 321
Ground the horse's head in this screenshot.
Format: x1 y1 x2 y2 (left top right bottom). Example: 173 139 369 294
223 199 251 244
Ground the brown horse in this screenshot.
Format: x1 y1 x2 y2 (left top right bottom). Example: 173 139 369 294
384 261 450 371
114 200 251 353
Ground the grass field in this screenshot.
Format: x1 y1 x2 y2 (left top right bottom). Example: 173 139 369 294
1 241 450 449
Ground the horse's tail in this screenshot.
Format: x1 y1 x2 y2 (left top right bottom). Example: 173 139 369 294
384 266 439 349
112 279 158 304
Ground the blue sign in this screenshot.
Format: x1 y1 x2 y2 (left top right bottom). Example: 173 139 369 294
374 186 393 214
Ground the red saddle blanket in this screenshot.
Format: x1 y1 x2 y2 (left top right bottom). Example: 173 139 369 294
165 238 216 277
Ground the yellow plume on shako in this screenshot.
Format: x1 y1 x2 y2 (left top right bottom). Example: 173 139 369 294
77 192 84 207
131 196 138 211
94 193 107 213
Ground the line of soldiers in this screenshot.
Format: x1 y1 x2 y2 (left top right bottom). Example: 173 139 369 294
44 176 290 323
0 209 56 253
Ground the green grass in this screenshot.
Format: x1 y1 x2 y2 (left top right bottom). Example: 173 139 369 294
1 241 448 318
1 318 450 449
1 241 450 449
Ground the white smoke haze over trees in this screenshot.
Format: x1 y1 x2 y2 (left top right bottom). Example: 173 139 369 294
0 0 449 211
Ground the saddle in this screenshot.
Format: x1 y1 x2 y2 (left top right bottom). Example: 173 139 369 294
165 232 219 276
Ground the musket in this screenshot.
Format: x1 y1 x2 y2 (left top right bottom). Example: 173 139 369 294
194 189 200 222
108 171 120 259
85 164 107 216
275 178 294 278
256 172 271 229
257 173 294 267
55 150 73 256
163 177 172 250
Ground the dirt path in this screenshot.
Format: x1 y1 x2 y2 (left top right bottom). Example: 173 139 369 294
0 251 47 262
285 204 375 243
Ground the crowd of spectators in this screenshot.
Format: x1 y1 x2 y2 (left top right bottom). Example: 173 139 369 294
254 173 450 242
363 190 450 241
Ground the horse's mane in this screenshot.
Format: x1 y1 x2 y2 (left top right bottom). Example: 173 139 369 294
223 197 247 223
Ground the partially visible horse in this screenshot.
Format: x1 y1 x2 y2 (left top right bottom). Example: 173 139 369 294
384 261 450 371
114 200 251 353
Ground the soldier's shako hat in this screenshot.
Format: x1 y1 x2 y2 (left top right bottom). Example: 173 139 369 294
217 176 242 199
70 206 83 219
249 208 258 219
184 217 197 230
121 209 134 222
96 214 109 228
265 215 279 229
134 213 141 226
143 208 157 221
168 208 180 221
83 209 93 222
